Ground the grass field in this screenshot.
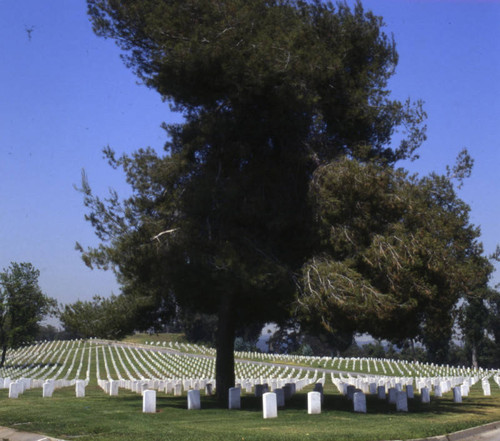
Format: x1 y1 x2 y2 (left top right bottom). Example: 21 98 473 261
1 382 499 441
0 338 498 441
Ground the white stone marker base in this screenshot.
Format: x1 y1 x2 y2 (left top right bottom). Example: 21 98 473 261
308 391 321 414
353 392 366 413
143 389 156 413
263 392 278 419
229 387 241 410
188 389 201 410
396 391 408 412
75 380 85 398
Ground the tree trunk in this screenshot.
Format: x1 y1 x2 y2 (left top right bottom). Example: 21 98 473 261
410 338 416 361
0 345 7 368
471 344 478 369
215 294 235 405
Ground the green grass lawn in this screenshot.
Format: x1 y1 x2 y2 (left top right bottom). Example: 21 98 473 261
0 381 499 441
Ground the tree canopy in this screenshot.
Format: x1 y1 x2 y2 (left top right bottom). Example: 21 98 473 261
79 0 491 400
0 262 56 367
298 158 492 363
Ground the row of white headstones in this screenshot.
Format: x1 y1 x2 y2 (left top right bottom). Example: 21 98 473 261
330 371 496 413
15 337 485 383
146 339 491 379
1 339 499 418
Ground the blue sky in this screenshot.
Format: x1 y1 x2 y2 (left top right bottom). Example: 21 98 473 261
1 0 499 309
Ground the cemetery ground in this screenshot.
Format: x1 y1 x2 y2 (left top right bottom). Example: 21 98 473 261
0 339 500 441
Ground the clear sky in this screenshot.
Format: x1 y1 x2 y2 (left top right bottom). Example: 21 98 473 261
1 0 499 310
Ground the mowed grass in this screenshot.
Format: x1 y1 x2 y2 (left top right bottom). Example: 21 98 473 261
0 380 500 440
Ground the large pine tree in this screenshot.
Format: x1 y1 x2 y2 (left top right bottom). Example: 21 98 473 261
82 0 433 401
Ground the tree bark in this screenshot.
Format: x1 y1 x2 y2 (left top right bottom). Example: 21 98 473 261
0 345 7 368
215 293 235 405
471 344 478 369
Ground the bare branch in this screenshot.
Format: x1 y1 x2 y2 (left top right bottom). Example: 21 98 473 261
151 228 179 242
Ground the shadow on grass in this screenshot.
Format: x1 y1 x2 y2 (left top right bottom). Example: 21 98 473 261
29 386 498 420
149 391 500 417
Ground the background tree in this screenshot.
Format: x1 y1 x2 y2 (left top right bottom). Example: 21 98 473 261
0 262 56 367
59 294 141 339
83 0 427 402
460 294 489 368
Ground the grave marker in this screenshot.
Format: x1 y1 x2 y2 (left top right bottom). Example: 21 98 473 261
76 380 85 398
263 392 278 419
353 391 366 413
308 391 321 414
396 391 408 412
143 389 156 413
188 389 201 410
421 387 430 403
229 387 241 410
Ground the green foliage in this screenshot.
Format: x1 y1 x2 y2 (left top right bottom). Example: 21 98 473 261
82 0 430 400
298 158 492 361
59 294 147 340
456 287 500 369
0 262 56 366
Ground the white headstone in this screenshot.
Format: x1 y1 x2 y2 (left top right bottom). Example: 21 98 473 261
8 382 19 399
76 380 85 398
255 384 265 397
396 391 408 412
434 384 442 397
188 389 201 410
421 387 430 403
482 381 491 396
110 380 119 396
388 387 397 404
453 386 462 403
406 385 414 399
263 392 278 419
377 385 386 400
284 383 295 400
174 383 182 396
205 383 213 396
229 387 241 410
353 391 366 413
308 391 321 414
42 381 53 398
275 388 285 408
143 389 156 413
346 385 356 401
460 383 469 397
